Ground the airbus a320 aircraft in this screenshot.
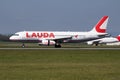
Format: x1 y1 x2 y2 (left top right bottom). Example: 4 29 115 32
9 16 109 48
87 35 120 46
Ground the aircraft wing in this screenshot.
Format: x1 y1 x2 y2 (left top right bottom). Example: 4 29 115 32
92 40 101 44
87 39 102 46
47 36 72 42
97 33 109 38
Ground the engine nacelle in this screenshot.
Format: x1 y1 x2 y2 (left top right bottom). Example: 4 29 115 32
87 41 94 45
38 40 55 46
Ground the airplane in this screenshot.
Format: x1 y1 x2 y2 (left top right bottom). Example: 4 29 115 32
9 16 109 48
87 35 120 46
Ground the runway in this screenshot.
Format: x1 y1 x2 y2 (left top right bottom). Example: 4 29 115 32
0 48 120 50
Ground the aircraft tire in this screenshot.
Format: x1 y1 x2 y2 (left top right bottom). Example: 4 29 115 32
55 44 61 48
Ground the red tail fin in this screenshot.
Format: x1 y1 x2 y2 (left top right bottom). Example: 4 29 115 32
116 35 120 41
90 16 109 33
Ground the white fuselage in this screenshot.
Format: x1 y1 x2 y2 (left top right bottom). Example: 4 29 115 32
87 37 120 45
99 37 119 43
9 31 105 42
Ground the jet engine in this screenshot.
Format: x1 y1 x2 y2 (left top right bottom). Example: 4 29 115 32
38 40 55 46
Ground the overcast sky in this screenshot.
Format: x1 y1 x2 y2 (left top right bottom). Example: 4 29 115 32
0 0 120 36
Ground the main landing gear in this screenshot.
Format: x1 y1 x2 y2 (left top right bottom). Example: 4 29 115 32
22 43 25 48
55 43 61 48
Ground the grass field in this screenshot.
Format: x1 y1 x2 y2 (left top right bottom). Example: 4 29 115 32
0 49 120 80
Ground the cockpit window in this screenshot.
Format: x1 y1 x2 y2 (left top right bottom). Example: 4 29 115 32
13 34 19 36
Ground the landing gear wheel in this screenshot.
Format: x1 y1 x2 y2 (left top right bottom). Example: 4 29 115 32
95 43 98 46
55 44 61 48
22 43 25 48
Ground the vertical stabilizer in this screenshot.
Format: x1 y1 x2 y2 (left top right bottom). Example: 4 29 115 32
116 35 120 41
90 16 109 33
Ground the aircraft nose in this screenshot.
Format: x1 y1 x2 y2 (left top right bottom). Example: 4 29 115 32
9 36 14 40
9 36 12 40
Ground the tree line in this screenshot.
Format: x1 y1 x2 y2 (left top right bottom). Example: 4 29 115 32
0 34 11 41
